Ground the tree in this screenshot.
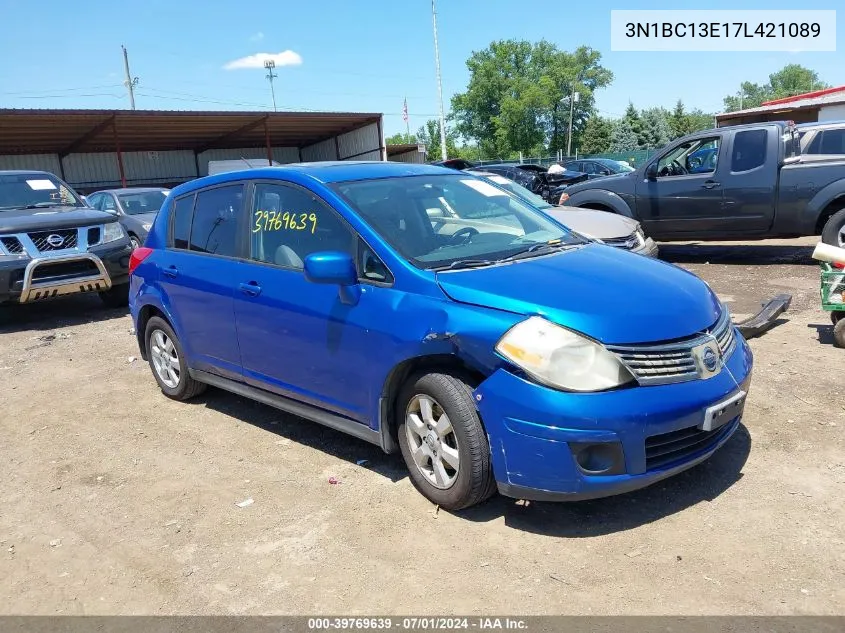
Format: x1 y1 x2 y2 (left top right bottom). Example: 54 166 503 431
416 118 459 158
609 119 639 153
622 102 644 147
579 116 612 154
451 39 612 157
722 64 828 111
670 100 714 138
640 107 672 149
385 132 416 145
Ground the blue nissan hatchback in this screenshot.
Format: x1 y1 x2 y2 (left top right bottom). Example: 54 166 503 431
129 162 752 510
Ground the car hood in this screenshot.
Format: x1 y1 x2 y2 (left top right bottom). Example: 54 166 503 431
542 206 638 239
436 243 720 345
0 206 116 233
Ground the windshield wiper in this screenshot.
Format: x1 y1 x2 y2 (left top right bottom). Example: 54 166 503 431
14 202 76 210
434 258 497 271
500 240 577 263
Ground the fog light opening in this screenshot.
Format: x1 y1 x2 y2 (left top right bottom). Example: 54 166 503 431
570 442 625 475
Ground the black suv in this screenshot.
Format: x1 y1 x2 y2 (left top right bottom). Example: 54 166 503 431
0 171 133 308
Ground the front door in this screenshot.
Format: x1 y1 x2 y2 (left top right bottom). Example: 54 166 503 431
635 134 727 240
233 181 387 424
158 186 245 381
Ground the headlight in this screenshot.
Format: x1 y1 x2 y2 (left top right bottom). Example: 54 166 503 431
102 222 125 243
495 316 635 392
142 222 152 231
634 224 646 245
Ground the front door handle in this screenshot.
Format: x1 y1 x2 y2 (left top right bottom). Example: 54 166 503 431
239 281 262 297
162 266 178 278
702 180 720 189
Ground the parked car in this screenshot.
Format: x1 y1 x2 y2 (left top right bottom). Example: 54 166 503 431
129 162 752 510
562 158 635 179
560 121 845 247
797 120 845 156
0 170 132 307
429 158 477 170
466 169 658 257
86 187 170 249
482 163 589 202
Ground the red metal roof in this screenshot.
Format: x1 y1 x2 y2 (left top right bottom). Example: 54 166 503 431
762 86 845 107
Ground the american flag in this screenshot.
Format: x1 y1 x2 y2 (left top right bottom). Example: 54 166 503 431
402 98 408 122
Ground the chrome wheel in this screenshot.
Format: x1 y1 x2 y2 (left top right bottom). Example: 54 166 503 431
405 394 460 490
150 329 180 389
838 226 845 249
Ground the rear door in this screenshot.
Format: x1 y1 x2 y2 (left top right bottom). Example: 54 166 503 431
158 185 245 381
719 127 779 233
635 133 728 239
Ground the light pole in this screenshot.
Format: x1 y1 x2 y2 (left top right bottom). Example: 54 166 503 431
431 0 448 161
567 85 580 157
264 59 278 112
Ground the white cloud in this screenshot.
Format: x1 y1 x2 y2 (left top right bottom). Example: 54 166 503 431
223 50 302 70
249 32 264 42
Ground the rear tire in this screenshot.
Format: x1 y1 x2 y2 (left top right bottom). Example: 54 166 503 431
144 316 206 400
396 372 495 511
834 318 845 349
99 283 129 308
820 208 845 247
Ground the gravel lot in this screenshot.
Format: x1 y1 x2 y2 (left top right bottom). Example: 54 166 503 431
1 237 843 615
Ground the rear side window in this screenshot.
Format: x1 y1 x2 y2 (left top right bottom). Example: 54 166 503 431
820 129 845 154
189 185 243 256
171 195 194 249
731 130 767 172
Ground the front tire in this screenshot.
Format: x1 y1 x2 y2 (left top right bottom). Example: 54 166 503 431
397 372 495 511
99 283 129 308
129 234 141 250
834 318 845 349
821 208 845 247
144 316 206 400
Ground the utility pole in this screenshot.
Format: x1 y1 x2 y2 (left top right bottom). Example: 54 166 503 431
431 0 448 161
739 90 744 110
121 45 138 110
567 85 579 157
264 60 278 112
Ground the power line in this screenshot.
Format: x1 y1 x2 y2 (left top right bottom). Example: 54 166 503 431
0 85 123 96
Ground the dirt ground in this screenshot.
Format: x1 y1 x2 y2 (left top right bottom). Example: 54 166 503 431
1 236 843 616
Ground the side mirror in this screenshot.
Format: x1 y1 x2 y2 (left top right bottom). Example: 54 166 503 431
303 251 360 305
645 163 658 181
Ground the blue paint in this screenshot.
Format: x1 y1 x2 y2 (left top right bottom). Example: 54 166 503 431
130 162 753 502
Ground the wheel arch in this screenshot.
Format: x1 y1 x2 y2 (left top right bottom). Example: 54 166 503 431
566 189 634 218
378 354 486 454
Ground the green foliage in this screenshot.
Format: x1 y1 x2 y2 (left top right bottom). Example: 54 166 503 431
723 64 829 112
416 118 459 158
579 116 612 154
451 39 612 156
609 118 639 153
639 107 672 149
385 132 416 145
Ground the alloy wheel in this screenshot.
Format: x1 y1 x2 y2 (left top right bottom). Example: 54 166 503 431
404 394 460 489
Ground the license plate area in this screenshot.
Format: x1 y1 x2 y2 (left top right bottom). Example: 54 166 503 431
700 390 746 432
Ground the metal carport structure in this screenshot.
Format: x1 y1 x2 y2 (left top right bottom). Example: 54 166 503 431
0 109 386 192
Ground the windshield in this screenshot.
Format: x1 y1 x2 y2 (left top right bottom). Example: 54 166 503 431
0 173 83 211
334 174 582 270
118 190 169 215
484 174 552 209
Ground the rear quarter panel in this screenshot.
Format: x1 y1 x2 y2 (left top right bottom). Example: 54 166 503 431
778 158 845 234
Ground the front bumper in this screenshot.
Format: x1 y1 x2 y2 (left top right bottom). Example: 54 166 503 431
0 241 132 304
475 331 752 501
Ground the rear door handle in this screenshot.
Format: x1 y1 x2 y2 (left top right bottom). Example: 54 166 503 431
239 281 262 297
702 180 720 189
162 266 178 278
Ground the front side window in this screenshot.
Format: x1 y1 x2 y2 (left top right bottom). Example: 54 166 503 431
250 183 354 270
189 185 242 256
334 174 582 270
657 137 721 177
731 129 767 172
0 173 83 211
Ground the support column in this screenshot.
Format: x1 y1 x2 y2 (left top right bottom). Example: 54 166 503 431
112 119 126 187
264 118 273 166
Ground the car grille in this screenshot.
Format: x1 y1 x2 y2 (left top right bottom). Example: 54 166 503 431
29 229 78 252
87 227 101 246
645 417 738 471
602 231 641 250
1 236 24 254
607 310 737 385
31 259 100 281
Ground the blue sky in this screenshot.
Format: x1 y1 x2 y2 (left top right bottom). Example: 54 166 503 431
0 0 841 137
